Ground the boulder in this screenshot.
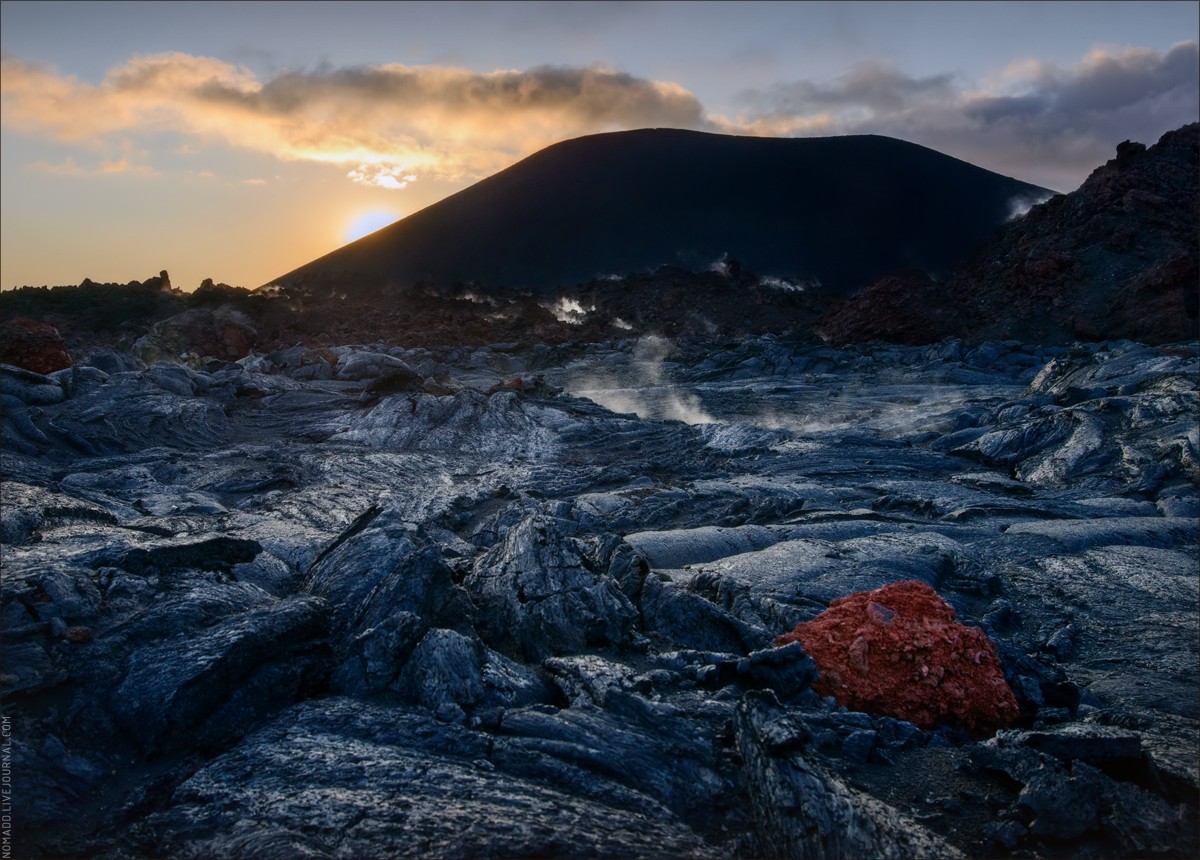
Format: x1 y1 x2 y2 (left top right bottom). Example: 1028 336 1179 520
109 595 328 754
0 317 71 374
735 691 964 859
334 349 420 382
970 733 1195 853
641 574 772 654
393 628 552 722
302 510 472 648
0 364 65 405
132 306 256 366
775 580 1018 736
466 515 638 661
78 347 146 375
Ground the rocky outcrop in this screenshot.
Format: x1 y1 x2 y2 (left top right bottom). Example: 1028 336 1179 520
823 122 1199 345
936 339 1200 493
955 122 1199 345
818 270 957 347
466 516 639 661
126 698 721 860
736 691 964 859
132 305 257 366
0 317 71 374
775 580 1019 736
109 594 329 753
0 364 67 406
969 727 1197 854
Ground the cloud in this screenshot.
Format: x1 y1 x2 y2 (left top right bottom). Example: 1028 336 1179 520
97 158 158 175
737 60 957 114
346 165 417 190
28 155 157 176
729 42 1199 190
3 43 1195 192
29 157 85 176
1 53 709 186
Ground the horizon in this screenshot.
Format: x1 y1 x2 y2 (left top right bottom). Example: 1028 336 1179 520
2 0 1197 292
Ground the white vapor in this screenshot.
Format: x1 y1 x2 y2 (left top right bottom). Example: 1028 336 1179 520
569 335 716 425
1005 190 1057 221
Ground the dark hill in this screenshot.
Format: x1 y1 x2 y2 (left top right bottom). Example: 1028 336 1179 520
270 128 1049 296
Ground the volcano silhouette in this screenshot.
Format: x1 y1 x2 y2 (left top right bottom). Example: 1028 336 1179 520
271 128 1051 295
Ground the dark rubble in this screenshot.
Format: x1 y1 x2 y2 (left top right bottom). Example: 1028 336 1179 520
1 334 1197 859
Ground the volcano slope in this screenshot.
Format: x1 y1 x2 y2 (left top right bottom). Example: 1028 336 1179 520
271 128 1048 297
2 333 1197 859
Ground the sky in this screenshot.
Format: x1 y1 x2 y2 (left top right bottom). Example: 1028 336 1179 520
2 1 1197 292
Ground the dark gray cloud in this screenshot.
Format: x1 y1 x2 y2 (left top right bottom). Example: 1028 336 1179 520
741 60 957 113
734 42 1199 190
179 60 708 127
967 41 1198 119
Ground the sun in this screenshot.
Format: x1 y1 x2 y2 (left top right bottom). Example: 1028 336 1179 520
344 209 400 243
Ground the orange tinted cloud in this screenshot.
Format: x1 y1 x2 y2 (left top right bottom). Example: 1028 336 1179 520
1 53 710 186
3 44 1195 194
29 155 157 176
28 157 85 175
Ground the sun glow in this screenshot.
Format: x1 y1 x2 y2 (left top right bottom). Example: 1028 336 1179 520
344 209 400 243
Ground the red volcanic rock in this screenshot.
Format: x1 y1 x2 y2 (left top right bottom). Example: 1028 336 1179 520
0 317 72 375
775 580 1018 736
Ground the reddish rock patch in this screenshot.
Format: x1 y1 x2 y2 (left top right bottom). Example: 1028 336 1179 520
0 316 72 375
818 269 957 347
776 580 1018 736
63 626 93 644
